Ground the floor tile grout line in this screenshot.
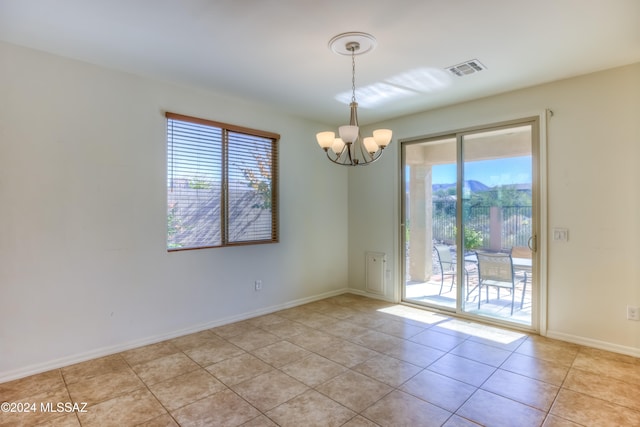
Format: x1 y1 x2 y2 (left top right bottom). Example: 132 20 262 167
553 363 640 417
116 350 179 426
60 353 156 418
57 367 85 427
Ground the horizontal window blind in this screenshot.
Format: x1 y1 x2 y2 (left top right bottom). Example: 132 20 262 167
166 112 279 250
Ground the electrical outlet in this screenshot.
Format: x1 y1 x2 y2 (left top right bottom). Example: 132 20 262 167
627 305 639 321
254 280 262 292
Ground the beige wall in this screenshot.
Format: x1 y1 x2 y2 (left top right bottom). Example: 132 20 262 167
349 63 640 356
1 39 638 381
0 41 349 381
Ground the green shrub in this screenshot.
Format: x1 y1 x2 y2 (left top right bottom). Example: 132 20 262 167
454 226 483 250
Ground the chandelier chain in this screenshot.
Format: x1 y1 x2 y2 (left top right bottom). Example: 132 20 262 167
351 47 356 103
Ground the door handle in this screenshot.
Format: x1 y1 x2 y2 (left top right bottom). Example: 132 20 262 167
527 235 537 252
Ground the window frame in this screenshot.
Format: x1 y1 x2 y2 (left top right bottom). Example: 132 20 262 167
166 112 280 251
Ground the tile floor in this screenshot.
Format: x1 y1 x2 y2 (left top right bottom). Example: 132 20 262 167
2 294 640 427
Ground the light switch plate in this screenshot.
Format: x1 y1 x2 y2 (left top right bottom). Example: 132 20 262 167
553 228 569 242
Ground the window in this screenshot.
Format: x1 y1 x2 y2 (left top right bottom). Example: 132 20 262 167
166 112 279 250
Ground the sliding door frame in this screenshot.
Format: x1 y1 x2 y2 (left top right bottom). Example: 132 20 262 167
399 114 546 333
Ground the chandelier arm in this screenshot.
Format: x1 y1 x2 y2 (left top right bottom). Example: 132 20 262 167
357 139 374 162
326 142 350 163
362 150 382 165
326 150 344 164
324 140 385 166
346 142 355 164
325 152 383 166
338 142 349 161
326 149 351 166
360 142 383 164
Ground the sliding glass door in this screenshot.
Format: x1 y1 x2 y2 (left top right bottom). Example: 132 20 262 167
402 119 538 329
403 136 458 310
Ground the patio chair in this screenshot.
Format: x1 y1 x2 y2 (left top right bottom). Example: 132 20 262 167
434 245 476 295
434 245 456 294
475 251 527 315
510 246 531 309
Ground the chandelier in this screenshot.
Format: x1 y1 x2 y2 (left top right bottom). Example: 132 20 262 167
316 32 392 166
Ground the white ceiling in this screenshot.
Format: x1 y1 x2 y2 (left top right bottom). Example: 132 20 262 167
1 0 639 126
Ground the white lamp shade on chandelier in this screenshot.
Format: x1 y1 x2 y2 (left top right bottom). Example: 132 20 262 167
316 32 392 166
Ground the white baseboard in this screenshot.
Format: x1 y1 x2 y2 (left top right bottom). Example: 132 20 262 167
546 329 640 358
347 288 396 303
0 287 349 383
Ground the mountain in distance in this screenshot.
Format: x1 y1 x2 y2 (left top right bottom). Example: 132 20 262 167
433 180 490 193
433 180 533 194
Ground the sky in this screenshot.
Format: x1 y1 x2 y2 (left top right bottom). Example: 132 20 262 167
431 156 532 186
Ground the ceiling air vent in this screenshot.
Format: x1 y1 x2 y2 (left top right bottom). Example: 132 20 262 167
447 59 486 77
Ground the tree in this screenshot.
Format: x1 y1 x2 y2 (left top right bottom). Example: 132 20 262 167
454 226 483 250
469 185 531 207
239 152 272 210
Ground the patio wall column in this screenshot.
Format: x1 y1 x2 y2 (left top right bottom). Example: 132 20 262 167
489 206 502 250
409 165 433 281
